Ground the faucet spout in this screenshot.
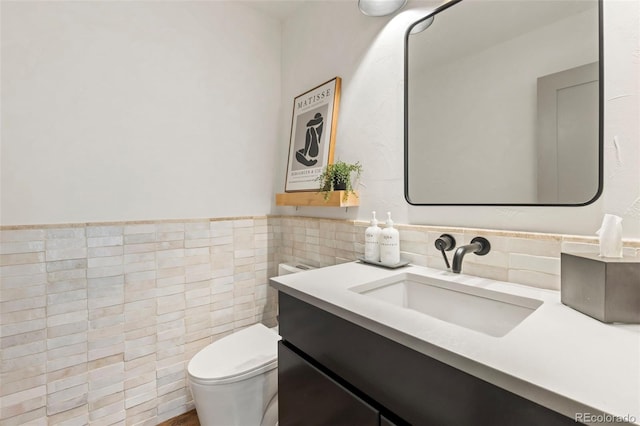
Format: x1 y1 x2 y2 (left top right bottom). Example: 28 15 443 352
451 237 491 273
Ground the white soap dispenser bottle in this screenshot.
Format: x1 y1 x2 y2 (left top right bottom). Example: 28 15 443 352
364 211 381 262
380 212 400 265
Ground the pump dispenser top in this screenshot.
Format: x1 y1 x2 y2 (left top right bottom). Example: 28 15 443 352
370 211 378 226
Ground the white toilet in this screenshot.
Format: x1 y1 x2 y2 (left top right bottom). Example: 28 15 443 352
187 323 281 426
188 264 312 425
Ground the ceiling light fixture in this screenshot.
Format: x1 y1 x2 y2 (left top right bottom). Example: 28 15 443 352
410 16 434 34
358 0 408 17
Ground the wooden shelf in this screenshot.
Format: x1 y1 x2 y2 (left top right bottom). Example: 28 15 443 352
276 191 359 207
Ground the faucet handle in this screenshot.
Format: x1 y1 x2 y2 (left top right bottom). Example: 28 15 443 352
435 234 456 252
470 236 491 255
435 234 456 269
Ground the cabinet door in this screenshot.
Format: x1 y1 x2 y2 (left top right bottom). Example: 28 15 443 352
279 342 379 426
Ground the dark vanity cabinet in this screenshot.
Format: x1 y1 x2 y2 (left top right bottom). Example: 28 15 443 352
277 292 578 426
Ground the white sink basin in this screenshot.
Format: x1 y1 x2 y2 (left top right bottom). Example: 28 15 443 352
350 273 543 337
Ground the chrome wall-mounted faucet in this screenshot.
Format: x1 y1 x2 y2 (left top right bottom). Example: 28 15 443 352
451 237 491 274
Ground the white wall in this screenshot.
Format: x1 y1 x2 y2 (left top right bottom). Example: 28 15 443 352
3 0 637 237
274 0 640 239
1 1 281 226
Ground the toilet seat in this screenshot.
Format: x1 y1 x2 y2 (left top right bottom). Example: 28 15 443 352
188 323 281 386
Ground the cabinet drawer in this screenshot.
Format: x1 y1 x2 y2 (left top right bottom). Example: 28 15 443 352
279 342 379 426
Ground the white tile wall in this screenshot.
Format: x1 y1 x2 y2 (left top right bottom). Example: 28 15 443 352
1 217 275 425
2 215 638 424
272 216 639 292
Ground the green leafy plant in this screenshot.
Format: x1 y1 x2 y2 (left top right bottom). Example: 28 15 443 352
316 161 363 201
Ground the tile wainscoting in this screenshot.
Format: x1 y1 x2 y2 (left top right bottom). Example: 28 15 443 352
1 218 276 426
270 216 640 290
2 215 639 425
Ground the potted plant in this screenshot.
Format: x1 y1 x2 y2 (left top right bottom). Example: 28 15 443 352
317 161 363 201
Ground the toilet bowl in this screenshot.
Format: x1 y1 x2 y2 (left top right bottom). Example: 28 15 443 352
187 323 281 426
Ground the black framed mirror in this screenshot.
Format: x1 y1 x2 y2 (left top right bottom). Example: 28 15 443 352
404 0 602 206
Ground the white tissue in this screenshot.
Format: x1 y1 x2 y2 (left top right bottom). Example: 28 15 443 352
596 214 623 258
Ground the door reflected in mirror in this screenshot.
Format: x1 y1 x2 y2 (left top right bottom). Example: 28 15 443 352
405 0 601 205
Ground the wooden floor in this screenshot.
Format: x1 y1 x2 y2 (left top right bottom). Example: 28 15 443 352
157 409 200 426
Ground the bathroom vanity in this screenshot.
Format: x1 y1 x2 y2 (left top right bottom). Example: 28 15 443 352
270 262 640 426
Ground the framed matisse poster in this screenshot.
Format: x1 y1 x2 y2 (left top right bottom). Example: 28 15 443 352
284 77 341 192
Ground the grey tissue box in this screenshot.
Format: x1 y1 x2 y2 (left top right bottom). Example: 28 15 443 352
561 252 640 323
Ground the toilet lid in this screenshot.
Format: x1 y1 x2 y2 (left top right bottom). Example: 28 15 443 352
188 323 281 385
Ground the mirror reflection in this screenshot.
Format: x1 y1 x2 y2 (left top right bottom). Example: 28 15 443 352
405 0 601 205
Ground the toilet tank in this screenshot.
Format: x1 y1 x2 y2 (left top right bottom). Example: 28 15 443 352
278 263 314 275
275 264 314 332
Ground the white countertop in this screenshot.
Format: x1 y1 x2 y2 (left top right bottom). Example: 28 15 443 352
270 262 640 425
